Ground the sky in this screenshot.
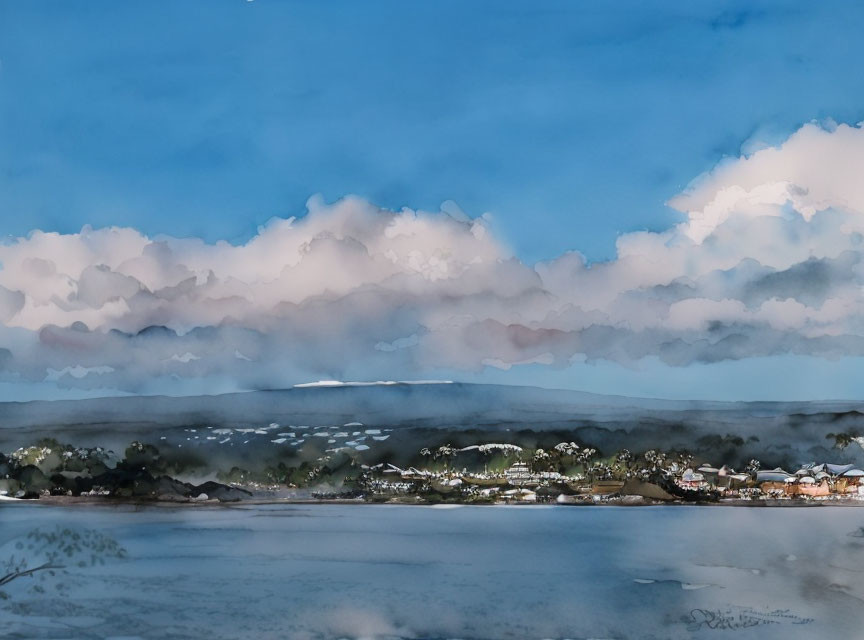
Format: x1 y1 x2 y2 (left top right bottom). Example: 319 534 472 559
3 1 864 401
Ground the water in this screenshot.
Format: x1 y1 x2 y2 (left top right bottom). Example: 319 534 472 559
1 503 862 639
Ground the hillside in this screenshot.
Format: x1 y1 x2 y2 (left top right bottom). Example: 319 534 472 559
1 383 862 468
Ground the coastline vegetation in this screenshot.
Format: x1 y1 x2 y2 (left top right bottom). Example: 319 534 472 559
2 429 863 505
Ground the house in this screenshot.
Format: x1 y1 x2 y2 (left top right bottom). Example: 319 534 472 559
842 468 864 480
697 465 719 486
721 474 751 494
678 469 705 490
825 463 856 476
756 468 793 484
795 478 831 497
759 481 788 496
837 468 864 493
505 462 534 486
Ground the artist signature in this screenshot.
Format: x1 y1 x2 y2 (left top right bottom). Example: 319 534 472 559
683 607 813 631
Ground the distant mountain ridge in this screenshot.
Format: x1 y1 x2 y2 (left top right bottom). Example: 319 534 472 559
0 382 860 430
1 383 862 466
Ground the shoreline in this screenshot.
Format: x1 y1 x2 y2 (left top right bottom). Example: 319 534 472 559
4 494 864 509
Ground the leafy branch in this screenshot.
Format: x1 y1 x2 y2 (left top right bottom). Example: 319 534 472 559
0 561 65 587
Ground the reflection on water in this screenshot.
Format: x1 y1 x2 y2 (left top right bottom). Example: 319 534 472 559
0 503 862 639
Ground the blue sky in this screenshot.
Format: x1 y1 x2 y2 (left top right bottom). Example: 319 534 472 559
3 0 864 261
3 1 864 401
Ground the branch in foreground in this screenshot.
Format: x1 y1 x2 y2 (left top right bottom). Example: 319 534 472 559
0 563 65 587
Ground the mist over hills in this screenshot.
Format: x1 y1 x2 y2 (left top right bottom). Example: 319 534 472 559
0 383 862 468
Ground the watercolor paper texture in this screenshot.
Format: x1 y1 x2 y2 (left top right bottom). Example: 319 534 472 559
1 3 863 639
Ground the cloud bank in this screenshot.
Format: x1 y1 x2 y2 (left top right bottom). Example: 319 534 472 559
3 122 864 391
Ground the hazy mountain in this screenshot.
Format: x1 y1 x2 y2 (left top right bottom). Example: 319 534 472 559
1 383 862 467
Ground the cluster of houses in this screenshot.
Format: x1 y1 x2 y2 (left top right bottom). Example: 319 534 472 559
677 462 864 498
361 455 864 503
361 461 561 502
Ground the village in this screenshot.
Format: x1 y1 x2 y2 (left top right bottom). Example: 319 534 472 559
4 433 864 506
355 442 864 505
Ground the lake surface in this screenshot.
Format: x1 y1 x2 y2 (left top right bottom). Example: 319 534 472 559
1 503 862 639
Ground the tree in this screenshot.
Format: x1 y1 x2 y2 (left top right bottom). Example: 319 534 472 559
433 444 458 473
589 462 613 481
643 450 667 471
826 432 859 449
553 442 580 475
471 443 523 473
554 442 579 458
0 526 127 600
124 441 161 470
530 448 552 474
614 449 633 479
676 451 694 471
575 448 597 479
745 459 761 474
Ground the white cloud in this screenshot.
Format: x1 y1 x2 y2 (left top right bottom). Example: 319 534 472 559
4 122 864 391
670 122 864 243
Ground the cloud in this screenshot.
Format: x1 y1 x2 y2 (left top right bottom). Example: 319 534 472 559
3 122 864 391
670 122 864 240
